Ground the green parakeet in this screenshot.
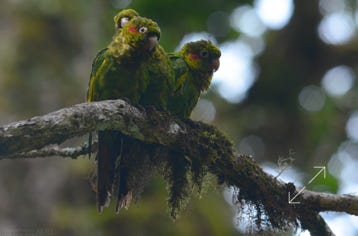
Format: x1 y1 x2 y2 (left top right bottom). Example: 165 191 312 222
87 15 172 213
112 23 174 213
165 40 221 219
87 9 139 159
110 11 175 213
88 9 139 158
168 40 221 118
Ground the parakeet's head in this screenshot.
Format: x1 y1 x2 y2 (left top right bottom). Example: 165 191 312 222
181 40 221 91
113 9 139 29
110 16 161 58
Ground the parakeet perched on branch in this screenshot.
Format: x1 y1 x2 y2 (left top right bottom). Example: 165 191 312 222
112 20 174 213
168 40 221 118
165 40 221 219
87 14 173 213
87 9 139 160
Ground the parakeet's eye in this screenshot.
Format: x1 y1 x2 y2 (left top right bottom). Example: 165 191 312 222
200 49 209 58
139 27 148 34
120 17 130 28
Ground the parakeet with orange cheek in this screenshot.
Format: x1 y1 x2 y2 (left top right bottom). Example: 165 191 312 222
87 9 139 159
168 40 221 118
87 16 173 213
165 40 221 219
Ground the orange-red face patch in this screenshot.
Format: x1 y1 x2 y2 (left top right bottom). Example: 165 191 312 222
189 53 199 60
128 25 138 34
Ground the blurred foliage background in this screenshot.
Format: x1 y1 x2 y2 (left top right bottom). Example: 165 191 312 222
0 0 358 235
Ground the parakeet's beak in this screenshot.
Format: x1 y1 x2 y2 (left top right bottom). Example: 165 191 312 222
147 32 160 51
211 58 220 72
147 35 158 51
146 32 160 51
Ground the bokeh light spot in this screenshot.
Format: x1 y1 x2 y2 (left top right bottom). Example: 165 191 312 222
213 40 257 103
318 12 355 45
191 99 216 123
230 6 266 37
254 0 294 30
241 36 266 57
334 141 358 193
321 65 355 97
346 111 358 141
298 85 326 112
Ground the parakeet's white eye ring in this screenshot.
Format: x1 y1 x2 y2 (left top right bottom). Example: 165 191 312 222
139 27 148 33
120 17 130 28
200 49 209 58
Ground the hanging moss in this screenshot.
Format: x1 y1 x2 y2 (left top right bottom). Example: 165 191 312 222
87 109 300 231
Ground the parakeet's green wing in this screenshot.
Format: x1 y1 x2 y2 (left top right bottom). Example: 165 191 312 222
167 53 198 119
87 48 109 159
168 52 188 92
87 48 113 102
86 48 111 160
87 48 122 211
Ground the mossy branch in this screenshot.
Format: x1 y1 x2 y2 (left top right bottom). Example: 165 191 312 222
0 99 357 235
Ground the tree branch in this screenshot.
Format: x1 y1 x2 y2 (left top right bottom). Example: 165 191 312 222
301 190 358 215
0 99 184 155
0 99 356 235
298 212 335 236
0 142 97 160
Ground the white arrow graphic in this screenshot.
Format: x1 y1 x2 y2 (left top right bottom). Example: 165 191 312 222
288 186 306 204
288 166 326 204
308 166 326 184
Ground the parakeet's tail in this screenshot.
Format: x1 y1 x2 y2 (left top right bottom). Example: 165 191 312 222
97 130 122 213
115 165 132 213
114 136 135 213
